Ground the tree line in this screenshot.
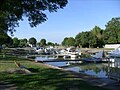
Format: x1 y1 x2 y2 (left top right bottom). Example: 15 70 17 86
1 37 59 48
0 17 120 48
62 17 120 48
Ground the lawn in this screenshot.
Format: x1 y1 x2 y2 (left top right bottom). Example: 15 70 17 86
0 55 108 90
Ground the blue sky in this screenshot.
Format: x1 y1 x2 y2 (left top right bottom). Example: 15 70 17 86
12 0 120 44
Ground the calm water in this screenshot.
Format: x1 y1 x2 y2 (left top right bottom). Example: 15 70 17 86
35 56 55 61
64 63 108 78
34 56 120 78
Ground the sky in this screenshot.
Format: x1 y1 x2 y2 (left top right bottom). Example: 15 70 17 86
11 0 120 44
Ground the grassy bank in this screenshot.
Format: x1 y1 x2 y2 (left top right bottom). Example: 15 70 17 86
0 55 108 90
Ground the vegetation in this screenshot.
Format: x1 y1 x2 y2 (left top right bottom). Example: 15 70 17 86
47 42 55 46
0 0 68 34
62 37 75 46
29 37 37 47
0 0 68 48
62 17 120 48
0 31 13 49
0 55 108 90
13 37 20 48
39 39 47 47
104 17 120 43
19 38 28 48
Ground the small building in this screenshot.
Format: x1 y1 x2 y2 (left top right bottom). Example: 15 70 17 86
104 44 120 49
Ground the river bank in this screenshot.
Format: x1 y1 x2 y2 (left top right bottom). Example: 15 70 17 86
0 55 110 90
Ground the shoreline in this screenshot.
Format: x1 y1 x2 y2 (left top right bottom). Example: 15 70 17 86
31 58 119 90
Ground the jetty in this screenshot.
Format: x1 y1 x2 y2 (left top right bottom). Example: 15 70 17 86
35 59 83 63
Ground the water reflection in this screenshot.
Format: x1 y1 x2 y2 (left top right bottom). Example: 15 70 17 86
34 56 120 78
64 63 108 78
35 56 56 61
45 62 69 67
109 57 120 68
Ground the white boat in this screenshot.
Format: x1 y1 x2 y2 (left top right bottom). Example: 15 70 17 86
70 52 79 59
109 46 120 57
83 51 105 62
92 51 105 59
59 47 81 59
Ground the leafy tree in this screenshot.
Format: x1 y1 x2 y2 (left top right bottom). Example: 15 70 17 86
0 0 68 34
0 31 13 48
62 37 68 46
19 38 27 47
5 36 13 47
91 26 105 48
66 37 75 46
54 43 59 46
0 31 8 46
88 32 98 48
75 31 90 48
91 26 103 39
39 39 46 47
29 37 37 47
104 17 120 43
13 37 20 48
47 42 54 46
75 33 82 47
62 37 75 46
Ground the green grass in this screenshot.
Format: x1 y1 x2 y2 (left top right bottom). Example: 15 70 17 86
0 55 108 90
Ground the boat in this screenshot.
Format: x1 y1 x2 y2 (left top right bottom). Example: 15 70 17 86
108 46 120 57
59 47 81 59
83 51 105 63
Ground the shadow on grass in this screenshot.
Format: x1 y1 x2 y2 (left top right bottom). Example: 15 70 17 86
0 68 108 90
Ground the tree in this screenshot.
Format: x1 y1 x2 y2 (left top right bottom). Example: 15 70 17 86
66 37 75 46
0 0 68 34
0 31 8 46
19 38 27 47
13 37 20 48
0 31 13 48
75 31 90 48
47 42 54 46
91 26 103 39
62 37 75 47
29 37 37 47
91 26 105 48
88 32 98 48
54 43 59 46
39 39 46 47
75 33 82 47
5 36 13 48
104 17 120 43
62 37 68 46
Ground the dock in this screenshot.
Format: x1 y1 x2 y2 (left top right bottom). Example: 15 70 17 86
35 59 83 63
108 73 120 82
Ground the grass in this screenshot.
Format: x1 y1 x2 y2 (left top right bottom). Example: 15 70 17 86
0 55 108 90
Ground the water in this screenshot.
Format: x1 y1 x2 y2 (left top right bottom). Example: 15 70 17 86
35 56 72 67
45 62 69 67
34 56 120 78
35 56 55 61
64 64 108 78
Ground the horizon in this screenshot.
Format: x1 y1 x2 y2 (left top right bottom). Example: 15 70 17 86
8 0 120 44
